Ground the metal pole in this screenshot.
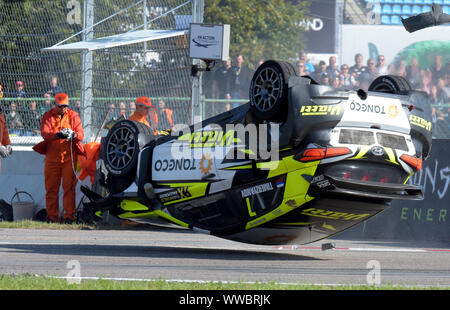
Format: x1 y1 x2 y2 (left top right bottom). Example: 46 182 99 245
143 0 147 61
81 0 94 141
191 0 204 125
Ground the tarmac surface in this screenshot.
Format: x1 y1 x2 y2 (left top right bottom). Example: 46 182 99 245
0 226 449 287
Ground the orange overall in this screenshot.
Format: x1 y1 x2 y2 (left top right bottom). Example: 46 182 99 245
128 111 150 127
40 108 85 222
0 112 11 174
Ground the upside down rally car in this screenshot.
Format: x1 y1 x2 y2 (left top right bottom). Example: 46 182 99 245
81 60 432 245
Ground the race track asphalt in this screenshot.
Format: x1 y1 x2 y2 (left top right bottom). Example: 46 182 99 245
0 226 449 287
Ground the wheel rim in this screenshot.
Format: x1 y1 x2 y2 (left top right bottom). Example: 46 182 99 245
371 83 394 93
105 126 136 170
251 67 282 112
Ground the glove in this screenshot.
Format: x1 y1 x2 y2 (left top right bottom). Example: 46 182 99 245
57 128 76 141
6 145 12 156
56 130 68 140
0 145 9 158
65 129 76 141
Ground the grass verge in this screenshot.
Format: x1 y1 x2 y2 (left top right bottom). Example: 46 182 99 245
0 219 97 230
0 274 446 290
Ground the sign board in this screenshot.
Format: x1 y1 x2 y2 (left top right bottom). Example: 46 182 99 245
189 23 230 61
302 0 336 54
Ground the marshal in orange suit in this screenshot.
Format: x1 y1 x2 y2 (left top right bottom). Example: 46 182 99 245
0 104 12 174
128 96 157 129
40 93 85 223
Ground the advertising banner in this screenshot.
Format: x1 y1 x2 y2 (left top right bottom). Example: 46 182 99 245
337 139 450 243
303 0 336 54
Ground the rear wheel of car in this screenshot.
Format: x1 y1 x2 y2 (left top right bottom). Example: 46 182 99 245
249 60 297 122
368 75 412 93
102 120 154 177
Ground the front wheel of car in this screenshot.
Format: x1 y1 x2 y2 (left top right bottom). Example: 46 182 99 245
249 60 296 122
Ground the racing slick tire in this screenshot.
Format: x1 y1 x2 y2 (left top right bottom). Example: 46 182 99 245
368 75 412 93
102 120 154 177
249 60 297 122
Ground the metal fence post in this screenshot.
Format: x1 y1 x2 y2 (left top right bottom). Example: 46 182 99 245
191 0 204 125
81 0 94 141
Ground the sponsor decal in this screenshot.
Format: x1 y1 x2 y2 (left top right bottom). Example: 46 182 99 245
158 190 181 203
275 178 285 188
301 207 371 221
387 105 399 118
154 159 196 172
311 175 331 188
409 114 432 131
199 153 213 175
349 101 386 115
241 182 274 198
177 130 241 148
300 105 341 116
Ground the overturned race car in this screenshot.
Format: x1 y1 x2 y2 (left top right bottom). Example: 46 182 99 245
81 60 432 245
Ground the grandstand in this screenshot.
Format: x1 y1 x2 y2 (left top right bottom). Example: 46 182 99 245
346 0 450 24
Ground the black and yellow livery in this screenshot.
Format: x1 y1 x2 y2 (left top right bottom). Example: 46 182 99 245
82 61 432 245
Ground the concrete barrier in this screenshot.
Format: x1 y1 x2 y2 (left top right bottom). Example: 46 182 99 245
0 146 91 217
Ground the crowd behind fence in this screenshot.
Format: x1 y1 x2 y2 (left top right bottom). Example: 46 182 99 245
1 50 449 142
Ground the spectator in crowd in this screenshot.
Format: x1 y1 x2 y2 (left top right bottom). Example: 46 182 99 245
129 101 136 114
430 84 445 106
444 73 450 97
118 101 127 118
431 55 446 85
295 60 307 76
5 103 23 135
106 103 119 121
326 56 340 80
71 100 81 115
0 82 3 98
358 58 378 90
430 84 448 137
230 54 253 102
349 53 367 80
320 74 330 86
213 57 233 99
156 99 174 131
406 57 422 89
23 101 41 136
41 93 53 114
314 60 328 82
376 55 389 76
419 69 433 94
224 102 232 112
47 75 63 97
299 51 315 74
12 81 27 122
340 64 357 89
436 78 448 103
13 80 25 98
394 60 407 77
331 76 341 89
